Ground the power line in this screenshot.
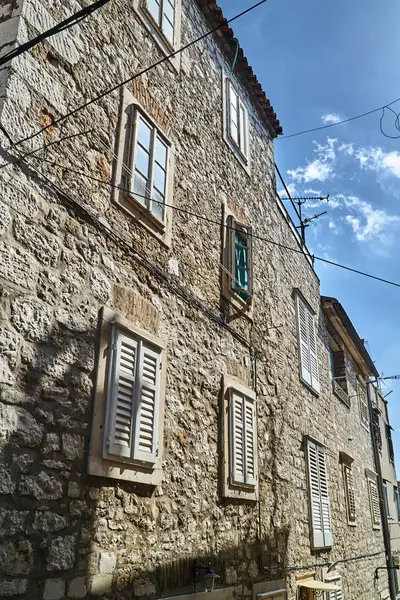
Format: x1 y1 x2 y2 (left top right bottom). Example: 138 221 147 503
11 0 269 152
0 0 110 67
278 96 400 140
26 152 400 290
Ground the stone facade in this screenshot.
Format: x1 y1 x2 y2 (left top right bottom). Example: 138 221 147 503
0 1 393 599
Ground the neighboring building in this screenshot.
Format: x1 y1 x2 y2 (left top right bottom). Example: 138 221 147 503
0 2 396 600
372 386 400 597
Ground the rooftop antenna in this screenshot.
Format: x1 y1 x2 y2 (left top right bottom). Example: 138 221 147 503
281 195 330 244
295 210 328 242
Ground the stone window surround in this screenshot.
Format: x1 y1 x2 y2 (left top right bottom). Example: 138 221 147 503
88 307 167 486
221 200 254 318
221 71 251 175
339 452 356 527
132 0 182 72
221 374 258 502
365 468 381 530
113 86 175 248
357 377 369 433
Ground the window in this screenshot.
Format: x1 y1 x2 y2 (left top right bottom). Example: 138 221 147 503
88 308 166 485
394 486 400 521
306 439 333 549
358 381 369 430
343 465 356 524
383 481 391 519
367 473 381 528
373 407 383 451
329 344 350 407
222 375 257 500
129 110 170 223
227 216 252 304
224 78 249 165
296 296 320 393
386 424 395 464
144 0 176 45
325 578 343 600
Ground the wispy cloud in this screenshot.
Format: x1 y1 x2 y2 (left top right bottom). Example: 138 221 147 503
355 146 400 178
287 138 337 183
321 113 342 125
341 195 400 243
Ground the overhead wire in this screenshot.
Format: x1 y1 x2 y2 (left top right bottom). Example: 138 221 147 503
0 0 110 67
23 150 400 290
10 0 269 152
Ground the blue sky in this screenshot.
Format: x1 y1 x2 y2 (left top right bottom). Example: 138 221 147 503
219 0 400 468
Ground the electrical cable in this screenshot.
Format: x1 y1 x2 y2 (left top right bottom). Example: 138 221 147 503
278 96 400 140
0 0 110 67
25 152 400 290
380 105 400 139
10 0 269 153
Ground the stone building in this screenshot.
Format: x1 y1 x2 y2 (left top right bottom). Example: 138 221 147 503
0 0 396 599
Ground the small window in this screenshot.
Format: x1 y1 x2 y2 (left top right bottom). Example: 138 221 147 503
222 375 257 500
367 474 381 528
358 381 369 430
128 110 170 223
227 216 252 304
343 465 356 524
329 344 350 407
144 0 176 45
296 296 320 393
306 439 333 549
394 486 400 521
88 308 167 485
224 78 249 165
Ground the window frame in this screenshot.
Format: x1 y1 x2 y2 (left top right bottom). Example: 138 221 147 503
114 87 175 247
222 374 258 501
394 485 400 521
358 380 369 431
133 0 182 71
295 294 320 394
223 75 250 171
383 480 391 519
88 307 167 485
324 576 343 600
305 438 333 550
366 471 381 529
227 216 253 304
343 464 356 525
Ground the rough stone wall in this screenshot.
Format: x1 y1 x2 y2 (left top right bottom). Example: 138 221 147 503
0 0 387 599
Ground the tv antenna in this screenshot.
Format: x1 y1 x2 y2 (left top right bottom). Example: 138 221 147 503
281 194 330 244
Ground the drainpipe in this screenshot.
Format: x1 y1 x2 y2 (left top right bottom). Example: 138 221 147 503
366 381 396 600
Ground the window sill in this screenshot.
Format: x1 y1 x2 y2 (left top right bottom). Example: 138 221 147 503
115 191 171 248
221 481 258 502
332 380 351 408
223 136 251 176
300 376 320 398
222 287 254 319
347 520 357 527
88 453 162 486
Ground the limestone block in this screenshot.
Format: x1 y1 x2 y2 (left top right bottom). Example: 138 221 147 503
67 481 81 499
12 453 34 473
43 579 65 600
0 201 11 235
89 270 111 303
33 510 67 532
62 433 85 460
47 534 77 571
42 433 60 454
0 540 33 575
14 216 61 267
0 579 28 596
19 471 63 500
0 242 38 289
11 297 53 342
0 327 19 385
99 552 116 574
0 180 40 218
12 53 67 111
67 577 87 599
0 405 43 449
91 574 113 596
0 464 15 493
0 507 29 537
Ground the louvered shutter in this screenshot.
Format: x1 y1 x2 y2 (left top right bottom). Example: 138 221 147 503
307 440 324 548
133 342 161 465
106 331 137 459
308 311 320 392
230 392 245 484
344 466 356 522
297 297 312 386
318 445 333 546
327 580 342 600
244 397 257 486
369 479 381 526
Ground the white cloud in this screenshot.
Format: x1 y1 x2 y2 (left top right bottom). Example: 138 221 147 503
287 138 336 183
338 142 354 156
321 113 342 125
355 146 400 178
342 195 400 242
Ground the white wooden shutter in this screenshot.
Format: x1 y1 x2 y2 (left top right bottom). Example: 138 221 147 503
244 397 257 486
307 440 324 548
106 331 138 459
369 479 381 526
133 342 161 464
230 392 245 484
297 296 312 386
344 466 356 521
318 445 333 547
308 311 320 392
326 579 342 600
307 440 332 548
